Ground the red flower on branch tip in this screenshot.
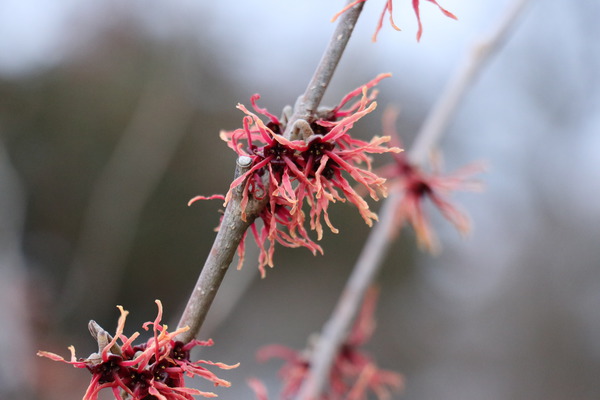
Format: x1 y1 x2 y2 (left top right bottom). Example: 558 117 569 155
332 0 457 42
379 107 485 252
190 73 401 277
252 288 404 399
38 300 238 400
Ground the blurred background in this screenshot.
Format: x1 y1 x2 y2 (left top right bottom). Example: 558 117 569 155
1 0 599 399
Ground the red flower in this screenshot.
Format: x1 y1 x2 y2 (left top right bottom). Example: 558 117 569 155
248 378 270 400
38 300 238 400
332 0 457 41
379 107 484 252
256 288 403 400
191 74 400 277
412 0 457 41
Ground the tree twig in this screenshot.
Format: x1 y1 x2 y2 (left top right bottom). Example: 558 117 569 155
176 157 266 343
0 138 34 399
176 0 366 342
284 0 365 138
409 0 531 166
296 1 532 398
59 75 195 323
295 191 400 400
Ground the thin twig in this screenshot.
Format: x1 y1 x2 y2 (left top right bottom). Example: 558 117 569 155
296 1 532 398
59 76 195 323
409 0 531 166
176 0 366 342
295 191 400 400
56 62 259 343
0 139 34 399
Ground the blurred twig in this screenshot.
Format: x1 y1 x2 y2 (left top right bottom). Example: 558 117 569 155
0 138 34 399
175 0 366 342
409 0 531 166
59 75 195 322
296 0 532 398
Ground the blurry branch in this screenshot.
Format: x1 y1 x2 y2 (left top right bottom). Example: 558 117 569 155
295 192 400 400
296 0 532 398
408 0 531 166
176 0 365 342
0 138 34 399
59 76 195 322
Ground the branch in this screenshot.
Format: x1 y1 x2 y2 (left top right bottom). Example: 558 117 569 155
408 0 531 166
295 191 400 400
296 0 532 398
59 76 195 323
284 0 365 138
0 138 34 399
176 0 366 342
176 157 265 343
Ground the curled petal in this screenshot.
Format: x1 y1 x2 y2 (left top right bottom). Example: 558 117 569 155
413 0 458 41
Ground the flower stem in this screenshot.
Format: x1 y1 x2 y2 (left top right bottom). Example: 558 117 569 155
296 0 531 398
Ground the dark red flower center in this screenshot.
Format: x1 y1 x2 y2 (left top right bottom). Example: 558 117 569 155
266 121 282 135
306 136 335 158
170 341 190 362
89 355 124 384
263 142 293 166
409 179 432 197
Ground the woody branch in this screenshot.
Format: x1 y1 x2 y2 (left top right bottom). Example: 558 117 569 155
176 0 366 343
296 0 532 398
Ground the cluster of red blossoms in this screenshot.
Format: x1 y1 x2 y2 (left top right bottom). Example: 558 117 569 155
332 0 457 41
249 288 403 400
191 73 401 277
38 301 237 400
378 108 484 252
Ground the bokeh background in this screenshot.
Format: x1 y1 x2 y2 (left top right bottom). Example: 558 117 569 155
1 0 599 399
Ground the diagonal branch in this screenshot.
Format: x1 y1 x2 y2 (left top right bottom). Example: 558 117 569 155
284 0 366 138
176 157 265 343
0 139 34 399
59 75 195 323
409 0 531 166
296 1 532 398
176 1 366 342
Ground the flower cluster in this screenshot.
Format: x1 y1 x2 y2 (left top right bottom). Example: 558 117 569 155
252 288 403 399
37 300 238 400
191 73 401 277
379 107 484 252
332 0 457 41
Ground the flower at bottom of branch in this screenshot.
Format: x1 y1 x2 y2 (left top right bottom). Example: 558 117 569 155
332 0 457 42
254 288 403 400
379 107 485 252
37 300 238 400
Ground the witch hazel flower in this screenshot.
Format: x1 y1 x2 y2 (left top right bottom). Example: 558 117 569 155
332 0 457 41
253 288 403 400
379 107 484 252
38 300 238 400
190 73 401 277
